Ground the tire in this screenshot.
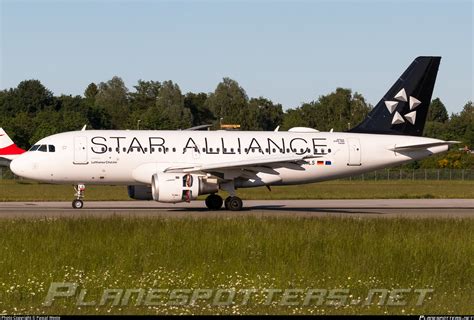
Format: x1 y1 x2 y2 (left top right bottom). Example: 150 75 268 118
228 196 243 211
205 194 223 210
224 197 231 210
72 199 84 209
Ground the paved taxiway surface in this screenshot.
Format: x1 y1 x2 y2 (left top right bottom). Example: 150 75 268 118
0 199 472 219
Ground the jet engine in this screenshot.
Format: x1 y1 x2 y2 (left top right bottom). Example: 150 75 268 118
151 173 218 203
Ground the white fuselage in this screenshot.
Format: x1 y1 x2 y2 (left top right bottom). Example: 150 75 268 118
10 130 447 186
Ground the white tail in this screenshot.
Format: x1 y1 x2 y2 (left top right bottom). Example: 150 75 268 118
0 128 15 149
0 128 25 161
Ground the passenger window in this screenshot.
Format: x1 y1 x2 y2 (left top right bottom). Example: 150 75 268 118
48 145 56 152
38 145 47 152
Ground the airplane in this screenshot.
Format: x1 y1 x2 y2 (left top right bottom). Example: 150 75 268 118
1 56 458 210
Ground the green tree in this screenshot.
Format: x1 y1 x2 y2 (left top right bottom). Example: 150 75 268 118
142 81 192 130
95 76 129 129
281 88 371 131
447 101 474 146
184 92 214 126
129 80 161 112
427 98 449 123
84 83 98 102
249 97 284 131
87 106 112 129
7 112 37 148
57 95 87 113
423 121 449 140
282 107 312 130
206 78 249 127
0 80 53 116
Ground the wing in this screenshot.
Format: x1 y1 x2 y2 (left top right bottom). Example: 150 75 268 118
163 154 319 173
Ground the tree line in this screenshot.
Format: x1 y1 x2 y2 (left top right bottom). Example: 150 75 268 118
0 77 472 169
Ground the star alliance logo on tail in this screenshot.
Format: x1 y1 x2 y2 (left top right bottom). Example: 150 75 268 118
384 88 421 126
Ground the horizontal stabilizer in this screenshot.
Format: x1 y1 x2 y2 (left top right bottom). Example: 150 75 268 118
389 141 459 151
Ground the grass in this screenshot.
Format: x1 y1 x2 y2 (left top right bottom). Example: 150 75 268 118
0 216 472 315
0 179 473 201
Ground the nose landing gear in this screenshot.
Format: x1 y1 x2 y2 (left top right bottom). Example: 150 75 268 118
72 184 86 209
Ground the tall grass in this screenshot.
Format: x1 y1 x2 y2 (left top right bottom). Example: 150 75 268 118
0 180 473 201
0 216 472 314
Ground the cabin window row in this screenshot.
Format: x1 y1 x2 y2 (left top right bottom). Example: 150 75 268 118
100 147 178 153
98 146 332 154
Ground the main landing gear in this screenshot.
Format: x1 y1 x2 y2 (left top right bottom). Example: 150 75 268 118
72 184 85 209
225 196 243 211
205 194 243 211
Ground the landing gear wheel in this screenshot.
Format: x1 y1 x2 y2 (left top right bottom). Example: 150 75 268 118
227 196 243 211
73 184 86 209
72 199 84 209
224 197 231 210
205 194 223 210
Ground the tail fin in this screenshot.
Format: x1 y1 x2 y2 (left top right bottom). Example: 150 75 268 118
349 56 441 136
0 128 26 161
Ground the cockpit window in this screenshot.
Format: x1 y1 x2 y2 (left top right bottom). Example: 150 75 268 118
29 144 56 152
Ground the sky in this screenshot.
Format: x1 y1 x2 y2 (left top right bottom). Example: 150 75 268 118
1 0 472 113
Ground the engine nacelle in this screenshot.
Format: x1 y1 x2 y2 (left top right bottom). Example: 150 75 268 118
127 185 153 200
151 173 218 203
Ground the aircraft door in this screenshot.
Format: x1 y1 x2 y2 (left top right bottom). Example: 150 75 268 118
74 136 88 164
347 138 361 166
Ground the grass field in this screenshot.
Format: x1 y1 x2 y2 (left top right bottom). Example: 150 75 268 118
0 179 473 201
0 216 472 315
